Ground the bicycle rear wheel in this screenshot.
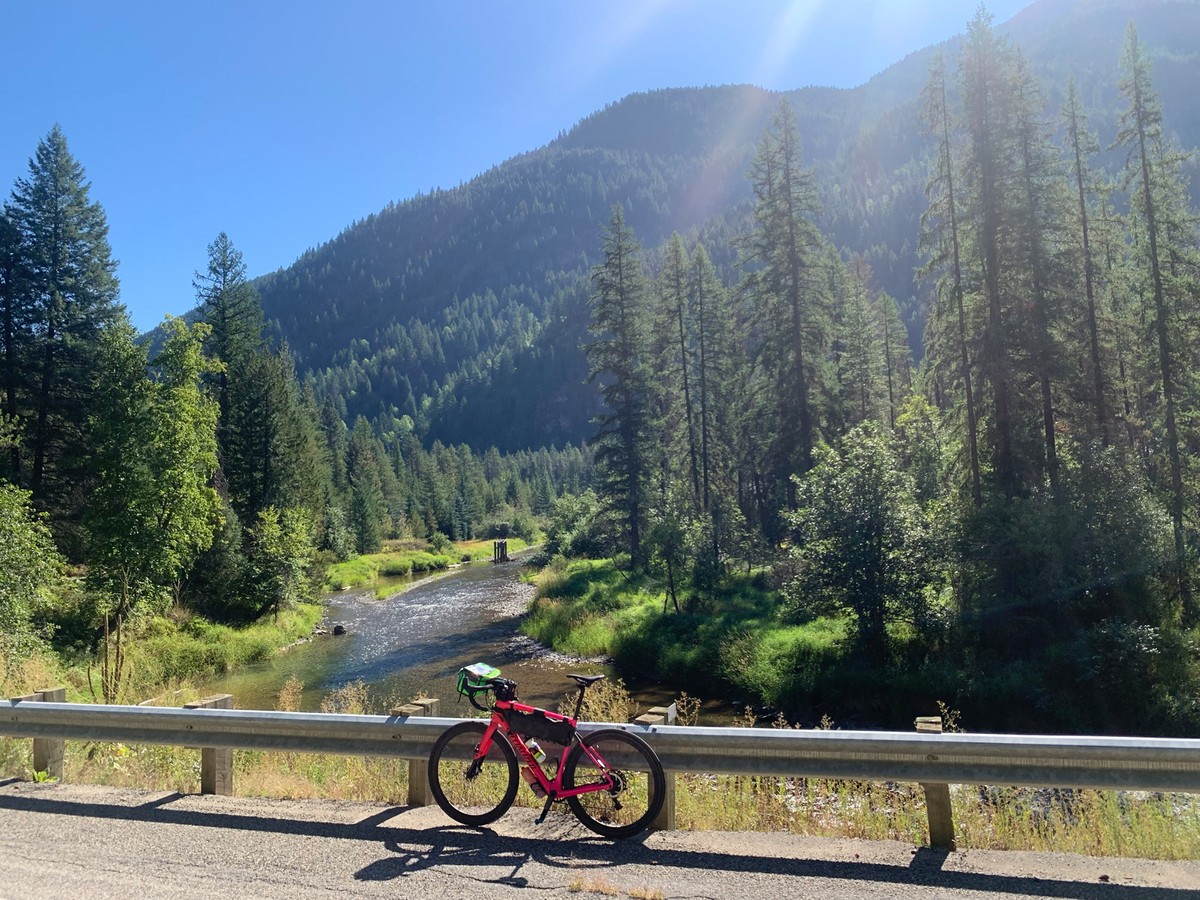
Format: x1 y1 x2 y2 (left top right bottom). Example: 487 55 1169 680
563 728 665 839
428 720 518 826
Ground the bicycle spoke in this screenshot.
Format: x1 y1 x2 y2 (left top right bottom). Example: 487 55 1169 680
428 721 518 826
564 729 665 839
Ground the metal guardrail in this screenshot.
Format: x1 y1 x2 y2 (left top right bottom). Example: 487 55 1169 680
4 697 1200 849
4 700 1199 792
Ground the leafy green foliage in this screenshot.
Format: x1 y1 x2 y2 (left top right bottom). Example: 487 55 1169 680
246 507 315 621
0 480 61 659
785 424 932 655
85 318 221 700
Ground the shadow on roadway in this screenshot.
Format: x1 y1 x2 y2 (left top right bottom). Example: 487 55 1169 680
0 788 1189 899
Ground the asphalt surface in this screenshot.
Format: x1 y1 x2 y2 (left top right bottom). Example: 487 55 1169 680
0 780 1196 899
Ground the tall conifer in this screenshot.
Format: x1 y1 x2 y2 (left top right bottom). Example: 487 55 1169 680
586 205 653 567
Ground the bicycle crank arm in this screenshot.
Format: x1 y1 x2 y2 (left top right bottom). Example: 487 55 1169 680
535 794 555 825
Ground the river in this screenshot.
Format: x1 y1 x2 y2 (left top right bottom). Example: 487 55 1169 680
202 558 715 719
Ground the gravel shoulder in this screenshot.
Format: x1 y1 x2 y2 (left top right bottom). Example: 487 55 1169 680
0 781 1196 899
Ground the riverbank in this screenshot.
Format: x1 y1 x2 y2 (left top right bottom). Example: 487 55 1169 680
522 558 859 720
324 538 530 591
0 602 325 707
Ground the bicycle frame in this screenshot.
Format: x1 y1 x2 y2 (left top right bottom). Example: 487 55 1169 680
475 698 615 800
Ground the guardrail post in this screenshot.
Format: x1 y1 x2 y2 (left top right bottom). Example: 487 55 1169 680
916 715 955 851
12 689 68 781
393 698 440 806
32 688 66 780
634 702 676 831
184 695 234 795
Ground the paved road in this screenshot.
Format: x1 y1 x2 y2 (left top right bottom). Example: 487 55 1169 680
0 781 1196 899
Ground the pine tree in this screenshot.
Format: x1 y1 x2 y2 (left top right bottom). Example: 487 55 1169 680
346 416 387 553
743 100 826 502
1116 23 1199 622
838 259 885 427
961 9 1019 497
6 125 120 516
1010 55 1074 494
224 346 326 524
878 292 912 430
586 205 654 567
0 210 27 478
194 232 264 440
654 233 700 508
921 49 982 507
1063 79 1111 440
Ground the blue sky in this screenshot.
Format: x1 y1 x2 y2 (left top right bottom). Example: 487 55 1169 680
2 1 1029 331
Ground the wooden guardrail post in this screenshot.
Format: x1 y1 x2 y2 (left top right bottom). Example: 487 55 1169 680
184 695 234 795
633 702 677 831
32 688 66 780
392 698 440 806
12 689 67 781
916 715 956 851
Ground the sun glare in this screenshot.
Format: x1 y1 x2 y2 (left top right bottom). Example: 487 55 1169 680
755 0 824 87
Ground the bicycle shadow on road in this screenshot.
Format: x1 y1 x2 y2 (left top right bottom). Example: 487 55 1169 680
352 823 1194 899
0 787 1190 899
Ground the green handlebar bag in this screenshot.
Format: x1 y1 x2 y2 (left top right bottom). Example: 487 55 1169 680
457 662 500 696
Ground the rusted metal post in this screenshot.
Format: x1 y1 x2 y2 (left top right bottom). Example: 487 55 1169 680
634 702 677 831
916 715 955 850
393 698 440 806
184 695 234 795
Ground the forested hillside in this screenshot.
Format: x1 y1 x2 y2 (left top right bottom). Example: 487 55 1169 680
524 7 1200 734
252 0 1200 453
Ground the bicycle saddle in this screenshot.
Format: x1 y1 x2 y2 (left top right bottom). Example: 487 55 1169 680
567 673 606 687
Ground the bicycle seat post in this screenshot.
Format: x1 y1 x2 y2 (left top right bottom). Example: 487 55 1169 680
573 684 586 721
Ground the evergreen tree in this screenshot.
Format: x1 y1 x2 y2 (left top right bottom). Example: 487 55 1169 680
960 9 1019 497
194 232 264 446
1116 23 1199 622
654 233 700 507
1063 79 1111 441
878 292 912 430
586 205 654 567
921 50 982 507
6 125 120 521
0 210 27 478
838 260 885 427
225 346 326 523
346 416 387 553
742 100 827 513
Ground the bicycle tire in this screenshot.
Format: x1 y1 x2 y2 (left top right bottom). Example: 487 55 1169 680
563 728 665 839
428 720 518 827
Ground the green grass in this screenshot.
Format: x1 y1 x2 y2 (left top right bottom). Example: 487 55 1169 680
322 538 528 591
524 558 809 694
129 603 324 688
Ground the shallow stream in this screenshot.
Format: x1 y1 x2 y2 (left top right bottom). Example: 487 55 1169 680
201 558 734 721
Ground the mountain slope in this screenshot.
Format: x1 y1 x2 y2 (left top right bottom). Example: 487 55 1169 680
253 0 1200 452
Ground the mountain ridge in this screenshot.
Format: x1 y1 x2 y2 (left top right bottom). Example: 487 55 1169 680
246 0 1200 452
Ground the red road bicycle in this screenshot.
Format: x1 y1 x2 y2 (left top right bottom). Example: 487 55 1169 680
427 664 666 839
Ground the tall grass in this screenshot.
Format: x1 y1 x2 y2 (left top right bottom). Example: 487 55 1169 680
2 666 1195 859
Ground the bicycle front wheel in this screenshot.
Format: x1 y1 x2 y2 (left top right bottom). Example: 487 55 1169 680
563 728 665 839
428 720 518 827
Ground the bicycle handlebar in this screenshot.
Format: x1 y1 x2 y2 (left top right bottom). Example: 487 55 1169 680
462 682 492 711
